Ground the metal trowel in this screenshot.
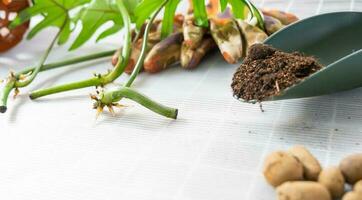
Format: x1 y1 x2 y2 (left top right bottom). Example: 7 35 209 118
256 12 362 101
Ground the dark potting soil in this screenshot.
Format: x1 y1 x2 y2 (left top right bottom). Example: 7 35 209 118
232 44 323 101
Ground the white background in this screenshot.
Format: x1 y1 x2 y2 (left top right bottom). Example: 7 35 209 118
1 0 362 200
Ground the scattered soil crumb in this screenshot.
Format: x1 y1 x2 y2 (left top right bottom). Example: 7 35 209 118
259 103 265 112
232 44 323 101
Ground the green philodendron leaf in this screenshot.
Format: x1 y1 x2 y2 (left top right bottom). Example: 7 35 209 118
249 2 265 30
238 0 265 30
124 0 141 21
218 0 265 30
134 0 164 30
228 0 245 19
69 0 124 50
10 0 91 45
96 25 123 42
161 0 181 39
191 0 209 27
10 0 264 49
220 0 228 12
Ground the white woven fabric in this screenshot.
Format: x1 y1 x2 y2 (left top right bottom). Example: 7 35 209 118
1 1 361 199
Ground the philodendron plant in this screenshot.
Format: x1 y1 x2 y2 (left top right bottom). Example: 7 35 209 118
0 0 264 119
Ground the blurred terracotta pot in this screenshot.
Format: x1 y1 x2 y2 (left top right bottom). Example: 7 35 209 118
0 0 30 52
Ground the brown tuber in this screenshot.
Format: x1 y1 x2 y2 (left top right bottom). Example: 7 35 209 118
340 153 362 184
181 37 216 69
263 151 304 187
318 167 345 199
354 180 362 192
276 181 332 200
144 32 183 73
342 179 362 200
235 19 268 51
262 9 299 25
263 15 285 35
209 18 244 64
342 191 362 200
289 145 322 181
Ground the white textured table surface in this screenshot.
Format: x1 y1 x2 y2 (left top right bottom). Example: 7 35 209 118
1 1 362 200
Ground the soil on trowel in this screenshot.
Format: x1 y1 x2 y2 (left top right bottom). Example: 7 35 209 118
231 44 323 102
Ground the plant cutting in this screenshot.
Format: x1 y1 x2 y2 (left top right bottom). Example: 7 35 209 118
0 0 298 118
1 0 84 111
27 0 178 118
0 0 119 113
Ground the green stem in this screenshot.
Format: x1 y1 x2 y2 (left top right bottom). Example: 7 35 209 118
104 1 132 82
0 50 115 113
102 87 178 119
17 50 115 77
250 2 265 31
30 77 101 99
0 26 63 113
97 0 178 119
30 1 132 99
31 0 177 120
0 82 15 113
15 28 63 88
125 0 168 87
